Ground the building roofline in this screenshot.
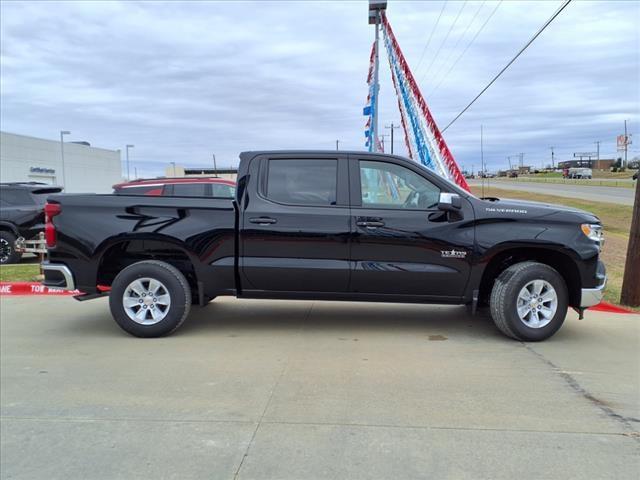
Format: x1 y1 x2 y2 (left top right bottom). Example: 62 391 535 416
0 130 120 154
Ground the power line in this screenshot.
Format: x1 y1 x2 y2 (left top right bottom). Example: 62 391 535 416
428 0 502 99
442 0 573 133
414 1 447 74
422 1 468 78
426 0 486 92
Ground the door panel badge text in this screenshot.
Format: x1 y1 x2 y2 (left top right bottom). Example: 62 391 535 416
441 249 467 259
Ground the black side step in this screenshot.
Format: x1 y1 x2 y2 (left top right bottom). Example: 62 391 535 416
73 292 107 302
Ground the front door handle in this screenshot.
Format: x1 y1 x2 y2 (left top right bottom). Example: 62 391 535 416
356 220 385 228
249 217 277 225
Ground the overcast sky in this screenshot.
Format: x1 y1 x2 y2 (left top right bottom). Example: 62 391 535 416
1 0 638 175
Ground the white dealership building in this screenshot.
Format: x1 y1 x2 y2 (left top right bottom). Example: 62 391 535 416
0 131 123 193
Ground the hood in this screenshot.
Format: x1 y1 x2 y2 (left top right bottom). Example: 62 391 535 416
478 197 600 224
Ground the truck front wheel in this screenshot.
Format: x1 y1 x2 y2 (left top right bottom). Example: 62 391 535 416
109 260 192 337
490 261 568 341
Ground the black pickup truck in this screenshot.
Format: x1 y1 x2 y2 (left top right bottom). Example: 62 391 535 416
42 151 606 341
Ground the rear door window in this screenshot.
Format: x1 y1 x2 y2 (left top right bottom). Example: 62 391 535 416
210 184 235 198
265 159 338 206
171 183 208 197
114 185 163 195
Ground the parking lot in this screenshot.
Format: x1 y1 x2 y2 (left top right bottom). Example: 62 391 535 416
1 296 639 479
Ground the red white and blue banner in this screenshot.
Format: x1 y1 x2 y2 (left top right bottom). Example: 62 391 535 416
364 42 376 151
365 12 469 192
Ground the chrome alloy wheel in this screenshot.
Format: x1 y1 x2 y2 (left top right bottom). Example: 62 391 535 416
516 279 558 329
122 277 171 325
0 238 11 264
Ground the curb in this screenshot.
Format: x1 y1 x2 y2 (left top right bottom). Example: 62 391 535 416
589 301 635 314
0 282 636 314
0 282 81 296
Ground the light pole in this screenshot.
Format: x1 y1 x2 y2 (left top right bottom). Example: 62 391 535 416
336 140 340 151
212 154 218 177
594 141 600 164
126 145 134 180
60 130 70 188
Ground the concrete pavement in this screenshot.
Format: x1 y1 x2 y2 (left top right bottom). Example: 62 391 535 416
1 296 639 479
469 179 636 205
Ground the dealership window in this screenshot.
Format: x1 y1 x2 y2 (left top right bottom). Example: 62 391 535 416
359 160 440 210
266 159 338 206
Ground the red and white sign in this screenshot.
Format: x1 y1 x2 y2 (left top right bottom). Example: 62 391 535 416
0 282 81 296
617 134 632 151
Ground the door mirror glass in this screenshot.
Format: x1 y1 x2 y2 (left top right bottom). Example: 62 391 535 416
438 192 462 211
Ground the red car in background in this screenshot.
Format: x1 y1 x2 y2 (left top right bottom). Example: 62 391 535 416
113 177 236 198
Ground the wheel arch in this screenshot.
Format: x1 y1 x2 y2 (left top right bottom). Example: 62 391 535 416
95 235 202 302
0 222 19 236
478 246 581 307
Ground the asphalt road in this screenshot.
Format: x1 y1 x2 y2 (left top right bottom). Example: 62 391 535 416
469 179 636 205
1 296 639 479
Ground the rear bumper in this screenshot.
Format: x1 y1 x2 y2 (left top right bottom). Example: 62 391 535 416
42 262 75 291
580 261 606 308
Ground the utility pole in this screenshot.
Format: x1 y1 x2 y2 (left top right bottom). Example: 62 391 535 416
59 130 70 188
621 175 640 306
519 153 525 168
385 123 400 154
134 167 137 179
212 154 218 177
336 140 340 151
594 141 600 163
549 146 555 169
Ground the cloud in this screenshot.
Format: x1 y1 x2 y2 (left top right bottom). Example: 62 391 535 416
1 0 638 175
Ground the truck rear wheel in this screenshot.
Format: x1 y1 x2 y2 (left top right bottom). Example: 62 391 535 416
109 260 191 337
490 261 568 341
0 231 21 264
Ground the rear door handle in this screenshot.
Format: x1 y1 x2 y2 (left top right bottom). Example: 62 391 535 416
249 217 277 225
356 220 385 228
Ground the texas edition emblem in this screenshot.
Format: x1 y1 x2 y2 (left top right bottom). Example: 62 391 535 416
441 249 467 259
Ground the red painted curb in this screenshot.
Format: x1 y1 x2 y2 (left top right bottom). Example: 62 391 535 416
589 301 635 314
0 282 81 296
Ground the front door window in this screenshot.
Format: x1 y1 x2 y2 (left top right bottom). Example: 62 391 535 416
359 160 440 210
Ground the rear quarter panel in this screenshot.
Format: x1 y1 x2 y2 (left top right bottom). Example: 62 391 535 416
47 194 236 295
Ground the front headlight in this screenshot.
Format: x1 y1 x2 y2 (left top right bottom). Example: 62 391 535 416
581 223 604 245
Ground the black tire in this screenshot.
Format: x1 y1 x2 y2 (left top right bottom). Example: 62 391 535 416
490 261 568 341
0 231 21 264
109 260 191 337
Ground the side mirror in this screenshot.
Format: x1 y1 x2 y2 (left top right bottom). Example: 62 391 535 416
438 192 462 212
